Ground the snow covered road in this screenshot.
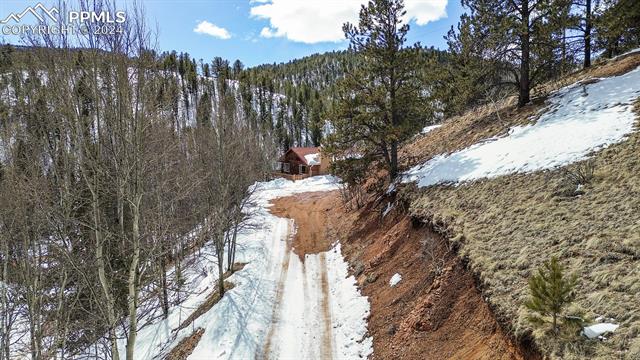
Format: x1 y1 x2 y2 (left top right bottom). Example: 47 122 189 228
187 176 372 359
261 185 373 360
263 220 334 359
93 176 372 360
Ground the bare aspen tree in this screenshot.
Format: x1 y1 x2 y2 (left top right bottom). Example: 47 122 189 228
1 0 272 358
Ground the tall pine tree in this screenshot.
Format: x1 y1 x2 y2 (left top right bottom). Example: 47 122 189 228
457 0 564 107
326 0 427 181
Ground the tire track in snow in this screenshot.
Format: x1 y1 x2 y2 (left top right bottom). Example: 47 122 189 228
319 252 333 359
262 219 294 359
261 220 335 360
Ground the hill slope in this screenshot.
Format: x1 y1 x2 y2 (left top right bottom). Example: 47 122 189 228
393 51 640 359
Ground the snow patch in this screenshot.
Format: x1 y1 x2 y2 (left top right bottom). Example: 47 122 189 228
389 273 402 287
327 243 374 359
421 124 442 134
583 323 619 339
404 66 640 188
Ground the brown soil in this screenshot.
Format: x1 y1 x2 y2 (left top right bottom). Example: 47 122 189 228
270 191 336 259
273 189 539 359
164 328 205 360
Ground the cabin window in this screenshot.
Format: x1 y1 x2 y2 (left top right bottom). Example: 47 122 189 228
299 165 307 174
283 163 290 173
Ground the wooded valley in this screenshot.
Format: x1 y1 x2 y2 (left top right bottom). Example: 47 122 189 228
0 0 639 359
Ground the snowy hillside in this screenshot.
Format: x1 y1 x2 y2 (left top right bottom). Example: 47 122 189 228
174 76 287 131
404 65 640 187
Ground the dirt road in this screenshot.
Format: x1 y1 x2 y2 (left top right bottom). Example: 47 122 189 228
261 188 537 360
263 191 338 360
269 191 336 257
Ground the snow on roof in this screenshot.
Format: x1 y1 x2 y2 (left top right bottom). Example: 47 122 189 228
404 65 640 188
304 152 320 166
583 323 619 339
290 147 319 157
282 147 321 165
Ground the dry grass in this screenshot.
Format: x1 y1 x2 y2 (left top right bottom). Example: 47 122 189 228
399 55 640 359
400 95 535 169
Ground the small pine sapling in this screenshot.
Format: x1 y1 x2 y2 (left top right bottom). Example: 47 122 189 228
525 256 579 333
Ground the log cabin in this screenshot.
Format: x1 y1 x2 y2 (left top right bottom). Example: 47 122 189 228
276 147 329 179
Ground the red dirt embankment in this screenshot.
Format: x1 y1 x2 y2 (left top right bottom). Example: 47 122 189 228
273 190 539 359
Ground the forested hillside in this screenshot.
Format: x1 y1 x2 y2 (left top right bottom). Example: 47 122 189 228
0 0 639 359
243 51 355 149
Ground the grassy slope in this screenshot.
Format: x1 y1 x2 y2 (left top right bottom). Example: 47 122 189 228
400 54 640 359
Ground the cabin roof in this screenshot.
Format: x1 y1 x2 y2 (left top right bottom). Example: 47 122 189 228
280 147 320 165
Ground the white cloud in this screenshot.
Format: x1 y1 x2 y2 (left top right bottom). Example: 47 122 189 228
193 20 231 40
405 0 449 25
259 26 278 38
250 0 448 44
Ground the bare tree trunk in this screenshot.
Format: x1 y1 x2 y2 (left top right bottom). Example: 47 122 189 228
584 0 592 68
519 0 531 107
0 229 11 360
93 191 120 360
21 227 44 360
226 220 239 273
389 141 398 181
216 232 226 296
126 200 141 360
161 255 169 318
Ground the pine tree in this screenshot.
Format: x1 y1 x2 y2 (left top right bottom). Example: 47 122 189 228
232 59 244 79
594 0 640 58
577 0 595 68
455 0 566 107
326 0 427 181
525 256 578 333
197 91 212 127
439 15 501 115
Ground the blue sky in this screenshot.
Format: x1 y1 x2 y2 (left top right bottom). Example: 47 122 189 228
1 0 464 67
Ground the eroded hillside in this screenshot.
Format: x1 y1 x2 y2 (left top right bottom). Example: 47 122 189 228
325 51 640 359
397 52 640 359
269 189 536 359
